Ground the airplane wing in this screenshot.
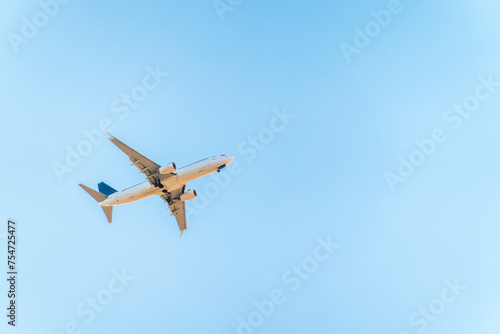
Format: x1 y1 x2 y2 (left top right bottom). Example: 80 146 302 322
161 186 187 236
108 134 174 186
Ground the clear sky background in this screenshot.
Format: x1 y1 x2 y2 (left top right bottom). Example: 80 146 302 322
1 0 500 333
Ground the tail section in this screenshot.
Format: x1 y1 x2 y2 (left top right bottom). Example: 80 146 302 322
79 184 114 223
79 184 107 202
98 182 117 196
101 206 113 223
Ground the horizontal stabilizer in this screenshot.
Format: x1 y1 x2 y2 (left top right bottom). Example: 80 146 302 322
101 206 113 223
98 182 117 196
80 184 113 223
79 184 107 203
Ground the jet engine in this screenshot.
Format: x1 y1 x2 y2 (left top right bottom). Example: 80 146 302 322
180 189 197 202
159 162 176 174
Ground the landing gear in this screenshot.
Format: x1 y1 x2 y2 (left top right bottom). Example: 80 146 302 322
151 177 164 188
161 190 173 205
217 164 226 173
165 195 173 205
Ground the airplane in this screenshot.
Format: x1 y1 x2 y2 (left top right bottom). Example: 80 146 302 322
79 134 234 236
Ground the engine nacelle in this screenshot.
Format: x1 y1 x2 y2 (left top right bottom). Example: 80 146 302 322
180 189 197 202
159 162 176 174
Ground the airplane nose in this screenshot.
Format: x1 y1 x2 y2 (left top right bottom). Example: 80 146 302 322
226 156 235 164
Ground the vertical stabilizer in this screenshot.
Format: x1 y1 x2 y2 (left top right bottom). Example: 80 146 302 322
98 182 118 196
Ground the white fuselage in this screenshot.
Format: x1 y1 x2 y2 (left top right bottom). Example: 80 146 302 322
99 155 232 207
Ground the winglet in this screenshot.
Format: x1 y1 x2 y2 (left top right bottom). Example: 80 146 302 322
180 230 184 237
106 132 115 140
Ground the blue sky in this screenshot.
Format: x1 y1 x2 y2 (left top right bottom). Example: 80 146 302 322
1 0 500 333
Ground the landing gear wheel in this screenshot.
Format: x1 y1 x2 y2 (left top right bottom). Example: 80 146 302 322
151 177 164 188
